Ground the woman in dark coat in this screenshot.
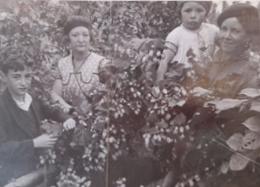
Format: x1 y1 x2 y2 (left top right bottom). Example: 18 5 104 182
158 3 260 187
177 3 260 187
188 3 260 130
206 3 260 98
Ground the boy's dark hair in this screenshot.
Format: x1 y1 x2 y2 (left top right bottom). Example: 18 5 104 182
2 54 33 75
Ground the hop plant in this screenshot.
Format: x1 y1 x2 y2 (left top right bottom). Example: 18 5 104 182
115 178 126 187
38 149 57 166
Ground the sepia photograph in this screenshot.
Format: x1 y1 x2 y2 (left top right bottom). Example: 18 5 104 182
1 0 260 187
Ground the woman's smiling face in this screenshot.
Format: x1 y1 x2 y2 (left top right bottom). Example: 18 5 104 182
69 26 90 53
219 17 249 53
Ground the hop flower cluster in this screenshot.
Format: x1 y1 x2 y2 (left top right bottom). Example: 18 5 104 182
57 159 91 187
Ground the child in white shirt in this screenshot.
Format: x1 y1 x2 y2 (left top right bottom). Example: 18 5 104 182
157 1 219 82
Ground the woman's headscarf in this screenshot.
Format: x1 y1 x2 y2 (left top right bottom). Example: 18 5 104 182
217 3 260 36
63 15 92 35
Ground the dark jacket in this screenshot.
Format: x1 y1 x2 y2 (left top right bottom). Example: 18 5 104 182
0 89 70 186
208 50 260 139
203 49 260 98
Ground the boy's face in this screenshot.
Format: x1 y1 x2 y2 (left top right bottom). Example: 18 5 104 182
6 66 32 99
181 2 207 30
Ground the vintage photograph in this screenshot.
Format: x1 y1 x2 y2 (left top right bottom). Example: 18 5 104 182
1 0 260 187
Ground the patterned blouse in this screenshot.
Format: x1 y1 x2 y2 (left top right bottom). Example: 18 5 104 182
56 52 108 104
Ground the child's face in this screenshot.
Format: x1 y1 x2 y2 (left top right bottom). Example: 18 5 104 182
6 66 32 99
181 2 207 30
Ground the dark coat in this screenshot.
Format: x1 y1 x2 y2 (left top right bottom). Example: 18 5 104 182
191 49 260 99
208 49 260 98
0 89 70 186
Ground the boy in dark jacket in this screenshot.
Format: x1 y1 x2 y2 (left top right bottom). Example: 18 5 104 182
0 54 76 186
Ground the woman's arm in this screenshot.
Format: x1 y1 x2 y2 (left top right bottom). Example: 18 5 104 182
51 79 72 112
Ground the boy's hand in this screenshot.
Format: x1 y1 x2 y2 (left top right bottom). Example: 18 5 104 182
63 118 76 131
33 134 58 148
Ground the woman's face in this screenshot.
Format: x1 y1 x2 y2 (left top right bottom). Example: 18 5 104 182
219 17 249 53
69 26 90 53
181 2 207 30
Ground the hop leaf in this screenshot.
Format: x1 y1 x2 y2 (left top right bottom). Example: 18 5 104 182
186 47 195 58
227 131 260 171
220 161 229 174
155 121 168 128
242 116 260 134
241 131 260 150
226 133 243 151
151 86 160 98
72 124 92 146
229 153 250 171
172 113 186 126
80 100 92 114
41 121 62 137
192 87 212 97
250 101 260 113
239 88 260 98
205 98 247 113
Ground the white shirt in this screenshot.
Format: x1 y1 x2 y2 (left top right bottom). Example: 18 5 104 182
166 23 219 67
13 93 33 111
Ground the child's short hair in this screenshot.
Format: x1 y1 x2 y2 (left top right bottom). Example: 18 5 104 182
2 54 33 75
177 1 212 16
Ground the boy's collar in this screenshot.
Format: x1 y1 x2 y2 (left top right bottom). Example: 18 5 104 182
12 92 32 111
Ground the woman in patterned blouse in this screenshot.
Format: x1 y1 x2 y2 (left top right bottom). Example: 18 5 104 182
51 15 109 112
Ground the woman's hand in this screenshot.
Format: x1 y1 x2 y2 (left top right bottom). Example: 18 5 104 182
61 103 73 113
63 118 76 131
33 134 58 148
51 79 73 113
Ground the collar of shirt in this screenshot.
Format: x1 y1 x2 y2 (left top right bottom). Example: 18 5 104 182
13 93 33 111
